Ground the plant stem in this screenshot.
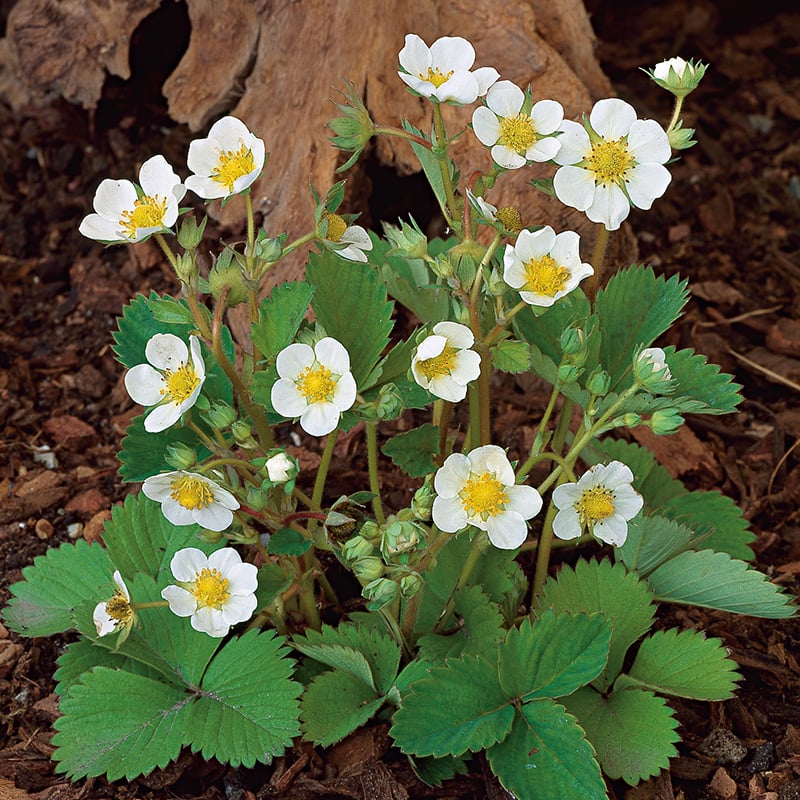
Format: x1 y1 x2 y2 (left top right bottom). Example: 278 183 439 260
667 95 685 135
372 126 431 148
154 233 178 270
312 431 339 510
432 103 460 234
516 383 561 479
584 225 610 302
434 532 488 633
436 400 452 464
530 492 562 603
365 420 386 525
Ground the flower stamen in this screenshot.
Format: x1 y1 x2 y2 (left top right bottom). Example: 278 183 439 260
416 345 458 381
119 195 167 238
191 568 230 609
211 143 256 191
297 364 336 404
460 473 509 520
105 592 133 625
424 67 454 88
323 212 348 243
576 486 615 527
161 363 201 403
498 114 537 154
522 255 571 297
170 475 215 510
586 137 635 186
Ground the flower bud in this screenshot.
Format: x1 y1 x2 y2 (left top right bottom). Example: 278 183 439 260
204 401 237 429
358 519 382 544
429 253 454 279
400 572 423 598
487 266 508 297
649 408 683 435
341 536 375 564
381 521 421 559
362 577 400 610
621 412 642 427
208 259 248 306
352 556 385 582
649 57 707 98
586 367 611 397
177 214 207 250
668 122 697 151
411 475 434 521
327 81 375 171
266 452 296 484
254 229 284 262
634 347 673 394
557 363 582 384
174 252 199 286
165 442 197 470
560 324 585 356
383 218 429 260
231 420 253 443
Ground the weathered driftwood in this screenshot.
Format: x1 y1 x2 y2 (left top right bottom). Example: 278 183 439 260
6 0 634 306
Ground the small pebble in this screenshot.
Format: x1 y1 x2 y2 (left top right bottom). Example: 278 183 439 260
699 727 748 765
35 518 54 540
748 742 776 773
66 522 83 539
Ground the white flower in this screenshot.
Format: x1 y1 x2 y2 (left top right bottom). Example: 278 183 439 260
185 116 266 199
637 347 672 380
142 470 240 531
93 570 134 637
398 33 499 105
124 333 206 433
651 57 706 98
322 212 373 262
503 226 593 307
161 547 258 637
553 98 672 231
266 452 295 483
271 337 357 437
653 57 692 81
79 155 185 243
466 189 498 222
472 80 563 169
552 461 644 546
432 445 543 549
411 321 481 402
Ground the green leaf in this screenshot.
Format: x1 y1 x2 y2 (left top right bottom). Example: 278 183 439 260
616 515 695 577
267 527 312 556
563 686 680 785
617 628 740 700
52 667 191 781
661 490 755 560
594 265 689 386
647 549 796 617
390 656 514 757
487 699 606 800
662 345 742 415
409 754 469 787
300 669 384 746
492 339 532 374
499 610 611 701
402 120 449 223
254 562 293 609
187 630 301 767
538 559 655 689
293 622 401 695
251 281 315 363
417 586 505 663
3 539 112 636
103 493 215 584
307 249 394 387
381 423 439 477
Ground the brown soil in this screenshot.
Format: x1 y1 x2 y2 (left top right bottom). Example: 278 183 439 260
2 0 800 798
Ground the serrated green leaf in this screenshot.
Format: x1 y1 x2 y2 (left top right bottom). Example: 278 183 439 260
487 699 606 800
499 610 611 701
402 120 450 225
255 562 292 610
52 667 191 781
300 668 384 746
648 549 796 617
617 628 740 700
187 630 301 767
661 345 742 415
563 686 679 785
492 339 532 374
381 423 439 477
3 539 112 636
390 655 514 757
267 527 312 556
409 754 469 787
538 559 655 689
103 493 215 583
661 490 755 560
307 249 394 387
617 515 695 577
527 343 592 407
417 586 505 663
251 281 315 363
595 265 689 386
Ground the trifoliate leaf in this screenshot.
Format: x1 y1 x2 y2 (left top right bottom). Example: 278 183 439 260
381 423 439 477
499 611 611 701
300 668 384 746
661 490 755 560
563 686 680 785
52 667 191 781
3 539 111 637
616 628 740 700
307 249 394 387
616 515 695 577
662 345 742 415
390 655 514 757
102 493 215 584
492 339 532 374
251 281 315 363
648 549 796 617
594 265 689 386
487 699 606 800
187 630 301 767
417 586 505 663
538 559 655 689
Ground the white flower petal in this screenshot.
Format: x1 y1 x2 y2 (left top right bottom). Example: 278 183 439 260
416 334 447 361
340 225 372 250
221 593 258 625
399 34 431 76
332 371 357 411
472 106 502 146
598 460 635 487
586 182 630 230
553 121 590 165
225 562 259 595
506 484 543 520
626 163 672 210
530 99 564 135
428 375 467 402
473 67 500 97
554 165 597 211
432 495 468 533
138 154 184 202
486 80 524 117
184 175 228 200
434 72 479 104
491 145 527 170
161 584 197 616
589 98 636 139
208 547 242 574
195 503 234 532
191 606 229 637
434 452 471 497
171 547 209 581
143 402 182 433
526 136 561 162
552 507 582 540
486 511 528 549
93 603 116 636
271 379 309 418
593 515 629 546
78 214 126 242
429 36 475 72
93 179 138 219
612 486 644 520
160 497 199 526
124 364 165 406
276 342 314 379
315 337 351 374
300 403 340 437
552 482 581 510
627 118 671 164
433 321 474 349
453 349 482 384
145 333 188 371
141 472 175 502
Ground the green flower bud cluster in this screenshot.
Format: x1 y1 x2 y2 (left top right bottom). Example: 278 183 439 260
557 323 589 384
383 217 429 260
356 383 404 421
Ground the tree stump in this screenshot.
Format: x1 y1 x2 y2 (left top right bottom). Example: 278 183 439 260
5 0 635 301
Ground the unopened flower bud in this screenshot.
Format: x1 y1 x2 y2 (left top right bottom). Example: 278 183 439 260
383 218 429 260
327 81 375 170
649 408 683 435
362 577 400 610
341 536 375 564
621 412 642 427
353 556 385 582
208 259 248 306
359 519 382 544
560 324 585 356
429 254 454 279
176 214 207 250
204 401 236 430
668 122 697 151
400 572 423 598
381 521 421 558
231 420 253 443
165 442 197 470
411 475 434 521
649 57 707 98
634 347 673 393
174 252 199 286
586 367 611 397
557 363 582 384
487 266 508 297
266 452 296 483
254 229 284 262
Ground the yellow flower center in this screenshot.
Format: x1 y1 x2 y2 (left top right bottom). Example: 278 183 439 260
297 364 336 404
417 345 458 381
461 472 508 520
323 212 348 243
496 206 523 233
211 143 256 191
191 567 230 609
161 362 201 403
170 475 214 510
423 66 454 88
119 195 167 238
522 255 571 297
586 137 635 186
576 487 615 526
498 114 537 154
105 592 133 625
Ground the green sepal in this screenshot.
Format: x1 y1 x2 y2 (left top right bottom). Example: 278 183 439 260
381 423 439 477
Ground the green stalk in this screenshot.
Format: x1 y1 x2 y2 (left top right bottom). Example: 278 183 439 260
365 420 386 525
312 430 339 510
433 532 488 633
432 103 460 234
666 95 685 135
